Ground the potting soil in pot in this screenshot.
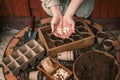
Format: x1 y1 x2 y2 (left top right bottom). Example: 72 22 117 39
73 50 119 80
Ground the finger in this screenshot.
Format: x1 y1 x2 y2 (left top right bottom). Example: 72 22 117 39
58 34 62 38
71 22 75 33
60 32 70 39
51 23 54 33
53 32 59 37
65 31 73 38
60 34 66 39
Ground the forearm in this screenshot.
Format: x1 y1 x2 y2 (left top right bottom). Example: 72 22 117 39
41 0 62 16
50 5 62 17
64 0 84 17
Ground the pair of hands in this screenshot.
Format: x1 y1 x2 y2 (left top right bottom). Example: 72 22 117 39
51 15 75 39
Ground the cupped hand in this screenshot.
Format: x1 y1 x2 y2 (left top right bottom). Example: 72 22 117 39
51 15 75 39
60 16 75 38
51 15 63 37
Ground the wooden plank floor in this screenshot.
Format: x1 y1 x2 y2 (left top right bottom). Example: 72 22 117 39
93 18 120 31
0 17 120 31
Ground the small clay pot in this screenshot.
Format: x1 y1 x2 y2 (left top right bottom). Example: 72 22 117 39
63 38 73 44
96 31 106 44
80 32 91 38
41 58 55 74
77 27 88 32
103 39 113 51
57 51 74 61
71 29 80 36
75 21 84 26
53 40 63 47
29 71 41 80
46 29 52 36
50 34 61 41
96 31 106 38
72 35 81 41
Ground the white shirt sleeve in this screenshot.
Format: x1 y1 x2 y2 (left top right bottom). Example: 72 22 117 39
41 0 61 16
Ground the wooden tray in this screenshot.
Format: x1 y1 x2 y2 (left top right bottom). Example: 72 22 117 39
38 19 95 57
37 57 72 80
2 39 45 76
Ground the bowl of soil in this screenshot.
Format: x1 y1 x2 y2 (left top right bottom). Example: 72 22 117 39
73 50 119 80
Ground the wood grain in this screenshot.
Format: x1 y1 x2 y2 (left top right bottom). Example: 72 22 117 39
0 0 120 18
109 0 118 18
92 0 101 18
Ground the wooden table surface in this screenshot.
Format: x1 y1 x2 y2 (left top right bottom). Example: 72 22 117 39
3 18 120 80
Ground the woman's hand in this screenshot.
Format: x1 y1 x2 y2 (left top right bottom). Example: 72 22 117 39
58 0 84 38
51 15 75 39
51 15 63 37
60 16 75 39
50 5 63 37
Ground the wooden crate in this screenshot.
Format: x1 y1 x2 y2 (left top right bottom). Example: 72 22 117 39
38 19 95 57
37 58 72 80
2 39 45 76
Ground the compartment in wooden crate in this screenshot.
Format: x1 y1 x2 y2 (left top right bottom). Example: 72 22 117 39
2 55 14 65
37 57 72 80
38 19 95 57
11 50 22 59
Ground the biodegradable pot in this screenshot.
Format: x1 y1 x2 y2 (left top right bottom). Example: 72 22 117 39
103 39 113 51
46 29 52 36
77 27 88 32
58 51 68 61
70 29 80 36
53 40 63 47
41 58 55 74
50 34 61 41
29 71 41 80
63 38 73 44
58 51 74 61
75 21 84 27
80 32 91 38
72 35 81 41
96 31 106 44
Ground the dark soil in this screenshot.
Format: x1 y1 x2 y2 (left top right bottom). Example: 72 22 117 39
78 27 88 32
46 29 51 34
63 39 73 44
50 34 61 40
54 40 63 46
96 32 106 38
72 35 81 41
104 40 113 46
75 21 84 27
74 50 118 80
81 33 90 38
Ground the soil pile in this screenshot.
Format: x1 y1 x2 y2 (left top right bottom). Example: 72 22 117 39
73 50 119 80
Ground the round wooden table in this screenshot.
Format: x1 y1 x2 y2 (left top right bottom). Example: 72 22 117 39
3 18 120 80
